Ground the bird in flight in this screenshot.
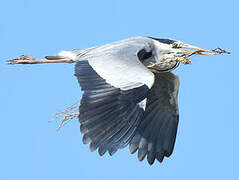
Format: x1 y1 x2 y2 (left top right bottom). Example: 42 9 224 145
8 36 230 165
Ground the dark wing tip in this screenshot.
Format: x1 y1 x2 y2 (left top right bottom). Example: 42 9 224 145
128 72 179 165
156 153 165 163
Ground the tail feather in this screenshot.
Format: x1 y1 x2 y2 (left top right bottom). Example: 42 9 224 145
45 51 78 60
46 47 97 61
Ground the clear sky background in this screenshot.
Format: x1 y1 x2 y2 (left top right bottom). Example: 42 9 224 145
1 0 239 179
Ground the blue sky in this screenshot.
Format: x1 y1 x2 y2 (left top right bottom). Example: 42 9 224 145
1 0 239 179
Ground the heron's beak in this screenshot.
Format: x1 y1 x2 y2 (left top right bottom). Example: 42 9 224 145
180 43 216 56
172 42 230 64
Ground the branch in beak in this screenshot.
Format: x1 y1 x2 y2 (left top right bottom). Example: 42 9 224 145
180 43 231 57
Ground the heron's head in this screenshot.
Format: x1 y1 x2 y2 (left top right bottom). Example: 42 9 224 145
143 37 225 72
151 37 216 62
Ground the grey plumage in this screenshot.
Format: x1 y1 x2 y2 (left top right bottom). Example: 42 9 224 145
55 36 207 165
129 72 179 164
75 61 147 155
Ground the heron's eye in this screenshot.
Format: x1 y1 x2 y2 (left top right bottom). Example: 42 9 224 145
172 42 182 48
138 49 152 61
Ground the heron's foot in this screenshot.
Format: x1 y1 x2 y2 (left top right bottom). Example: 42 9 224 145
19 55 36 60
7 55 36 64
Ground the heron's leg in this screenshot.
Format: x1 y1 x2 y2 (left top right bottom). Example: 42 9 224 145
8 55 75 64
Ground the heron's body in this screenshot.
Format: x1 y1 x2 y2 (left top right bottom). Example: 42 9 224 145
53 36 185 165
59 37 180 77
42 36 226 165
8 36 229 165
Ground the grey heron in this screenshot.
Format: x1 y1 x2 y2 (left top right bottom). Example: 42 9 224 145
8 36 229 165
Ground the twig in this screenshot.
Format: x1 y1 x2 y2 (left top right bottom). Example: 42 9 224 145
147 47 230 69
211 48 231 54
51 102 80 131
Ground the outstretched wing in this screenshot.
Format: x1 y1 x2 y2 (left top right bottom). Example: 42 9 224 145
74 40 155 156
129 72 179 165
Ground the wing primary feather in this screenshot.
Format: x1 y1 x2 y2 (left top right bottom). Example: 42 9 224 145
129 133 141 154
74 52 154 161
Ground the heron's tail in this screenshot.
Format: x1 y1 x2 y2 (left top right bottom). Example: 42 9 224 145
45 50 78 61
45 47 97 61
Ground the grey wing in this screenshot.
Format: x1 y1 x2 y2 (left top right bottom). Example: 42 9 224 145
84 38 155 90
74 40 155 156
129 72 180 165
